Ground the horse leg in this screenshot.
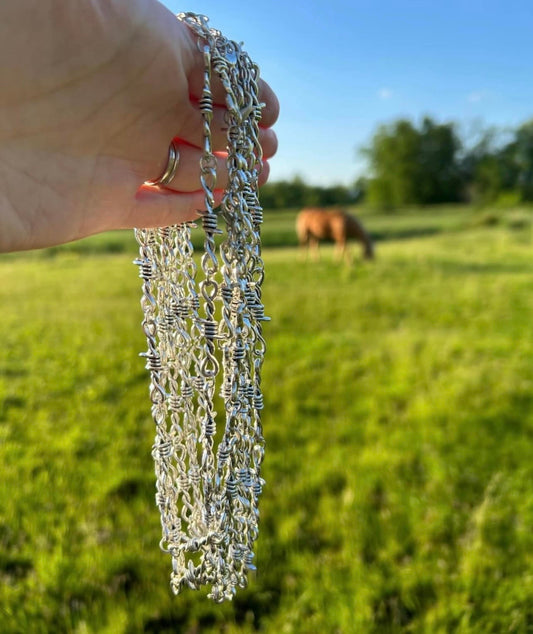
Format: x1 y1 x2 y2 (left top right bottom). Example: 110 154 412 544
334 239 343 262
309 235 320 261
298 233 309 260
344 243 354 266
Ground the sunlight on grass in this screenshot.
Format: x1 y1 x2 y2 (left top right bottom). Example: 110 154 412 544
1 208 533 632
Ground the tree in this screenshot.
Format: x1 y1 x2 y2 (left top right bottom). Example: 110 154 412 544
362 117 462 209
417 117 462 204
514 121 533 201
459 126 518 204
259 177 355 210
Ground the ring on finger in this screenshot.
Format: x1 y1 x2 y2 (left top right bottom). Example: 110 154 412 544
145 140 180 187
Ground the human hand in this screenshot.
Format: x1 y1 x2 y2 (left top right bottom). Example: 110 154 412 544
0 0 279 252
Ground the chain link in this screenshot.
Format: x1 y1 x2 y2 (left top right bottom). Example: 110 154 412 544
134 13 267 602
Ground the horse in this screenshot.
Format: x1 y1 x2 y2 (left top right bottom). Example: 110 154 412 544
296 208 374 261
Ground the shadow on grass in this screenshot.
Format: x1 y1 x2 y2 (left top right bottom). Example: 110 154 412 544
259 227 446 249
434 259 533 275
370 227 442 243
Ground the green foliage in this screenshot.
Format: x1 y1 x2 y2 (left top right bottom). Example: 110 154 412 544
363 117 462 208
360 116 533 210
1 209 533 632
259 176 356 210
460 127 519 206
256 117 533 213
514 121 533 202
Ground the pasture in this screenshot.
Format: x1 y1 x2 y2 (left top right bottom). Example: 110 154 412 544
1 206 533 633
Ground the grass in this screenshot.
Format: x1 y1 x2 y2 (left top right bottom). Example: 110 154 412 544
1 206 533 632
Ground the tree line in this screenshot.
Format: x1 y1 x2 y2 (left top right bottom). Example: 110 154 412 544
261 116 533 210
259 176 360 210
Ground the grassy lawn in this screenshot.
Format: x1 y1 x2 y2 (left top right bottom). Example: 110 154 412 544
1 207 533 633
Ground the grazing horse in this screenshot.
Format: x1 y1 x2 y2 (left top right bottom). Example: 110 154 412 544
296 208 374 261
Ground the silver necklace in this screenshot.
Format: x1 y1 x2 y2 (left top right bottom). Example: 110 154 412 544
134 13 267 603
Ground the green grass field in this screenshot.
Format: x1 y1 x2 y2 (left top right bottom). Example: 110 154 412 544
1 206 533 633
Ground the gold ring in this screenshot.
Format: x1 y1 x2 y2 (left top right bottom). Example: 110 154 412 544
145 140 180 187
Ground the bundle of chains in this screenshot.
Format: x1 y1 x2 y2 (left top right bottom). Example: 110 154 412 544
134 13 267 603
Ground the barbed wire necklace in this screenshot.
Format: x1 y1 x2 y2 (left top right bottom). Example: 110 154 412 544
134 13 267 603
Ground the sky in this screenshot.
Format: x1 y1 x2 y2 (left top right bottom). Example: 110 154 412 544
164 0 533 186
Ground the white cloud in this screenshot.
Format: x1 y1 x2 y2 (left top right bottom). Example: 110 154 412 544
467 91 486 103
378 88 393 100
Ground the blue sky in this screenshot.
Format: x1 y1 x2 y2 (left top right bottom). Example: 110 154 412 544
164 1 533 186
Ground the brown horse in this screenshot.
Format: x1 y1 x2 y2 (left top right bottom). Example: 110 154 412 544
296 208 374 261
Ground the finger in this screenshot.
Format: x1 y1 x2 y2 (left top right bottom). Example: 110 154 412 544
260 128 278 159
125 158 270 231
257 79 280 128
122 187 224 230
258 160 270 187
145 143 228 192
176 22 280 129
185 54 279 117
186 74 280 129
124 161 270 232
146 142 272 193
179 103 278 157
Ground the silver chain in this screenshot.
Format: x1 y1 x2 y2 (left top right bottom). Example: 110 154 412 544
134 13 267 603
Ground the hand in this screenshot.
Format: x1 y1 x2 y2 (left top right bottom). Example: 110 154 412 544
0 0 279 252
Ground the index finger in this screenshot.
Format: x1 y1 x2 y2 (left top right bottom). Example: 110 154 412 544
257 79 280 129
177 20 279 129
